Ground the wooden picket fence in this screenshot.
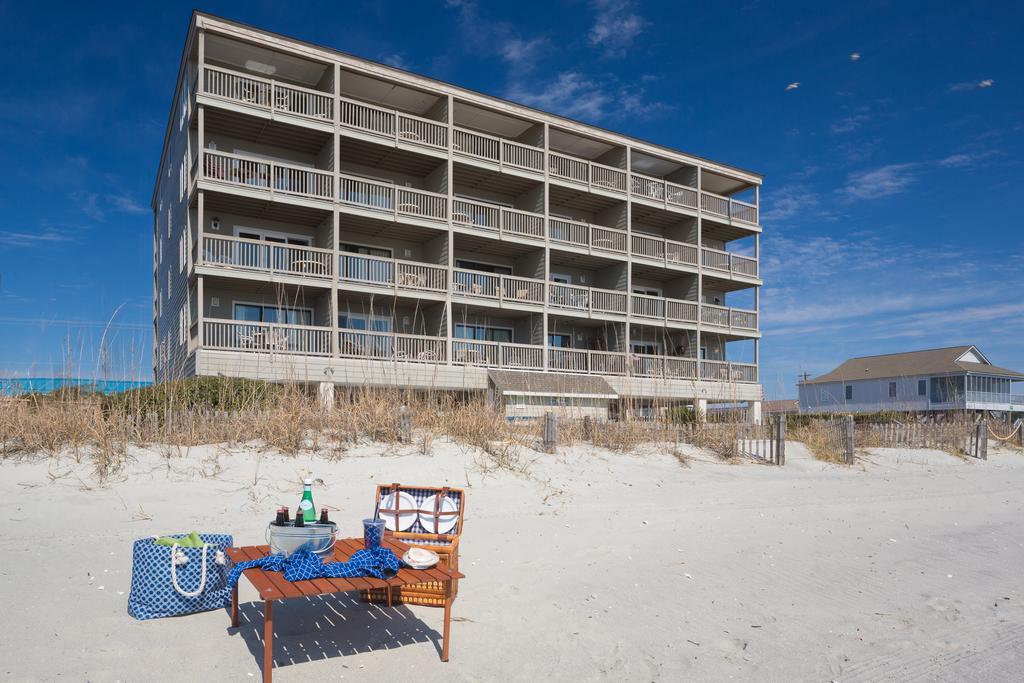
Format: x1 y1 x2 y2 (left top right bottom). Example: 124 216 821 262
857 420 988 460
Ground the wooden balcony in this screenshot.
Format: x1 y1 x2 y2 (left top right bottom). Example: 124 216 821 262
202 65 334 123
200 234 334 280
701 247 759 279
548 152 628 196
195 65 760 226
339 174 448 224
452 270 547 307
199 150 334 202
548 218 628 257
451 198 546 242
339 253 448 294
199 320 757 382
630 234 699 269
701 304 759 333
631 294 699 325
338 96 448 153
548 283 628 317
453 127 544 174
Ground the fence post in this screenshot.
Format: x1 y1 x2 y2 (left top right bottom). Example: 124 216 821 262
542 411 558 453
776 414 786 466
977 420 988 460
845 414 855 464
1016 418 1024 448
398 405 412 443
582 415 593 442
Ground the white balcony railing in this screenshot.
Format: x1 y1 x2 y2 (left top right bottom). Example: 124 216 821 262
701 304 758 332
452 127 544 173
701 360 758 383
547 218 628 255
338 96 447 150
339 174 448 223
338 253 447 292
451 270 547 305
201 326 756 382
701 191 759 225
203 65 333 122
548 283 628 316
201 234 333 279
451 199 545 241
202 151 334 201
701 247 759 278
204 319 332 356
338 330 446 362
631 172 699 211
548 152 628 194
631 234 699 268
631 295 699 324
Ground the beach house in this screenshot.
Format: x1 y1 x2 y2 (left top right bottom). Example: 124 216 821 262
798 345 1024 415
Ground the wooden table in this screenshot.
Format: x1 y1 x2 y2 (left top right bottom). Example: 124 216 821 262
226 537 465 682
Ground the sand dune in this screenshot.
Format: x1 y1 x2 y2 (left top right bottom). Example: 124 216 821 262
1 440 1023 681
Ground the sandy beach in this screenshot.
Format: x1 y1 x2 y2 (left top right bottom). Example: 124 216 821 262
2 439 1023 681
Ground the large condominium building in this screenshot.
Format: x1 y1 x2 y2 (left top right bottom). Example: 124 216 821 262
152 12 765 420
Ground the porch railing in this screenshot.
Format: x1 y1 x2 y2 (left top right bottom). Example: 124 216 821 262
338 253 447 292
701 190 759 225
204 319 332 356
547 218 628 255
701 304 758 332
631 234 699 267
452 127 545 173
548 283 628 316
200 234 333 279
631 295 699 324
701 247 759 278
630 172 699 210
452 340 544 371
338 330 446 362
339 174 448 223
202 151 334 201
451 198 545 240
338 95 447 150
548 152 628 194
701 360 758 383
451 270 547 305
203 65 333 122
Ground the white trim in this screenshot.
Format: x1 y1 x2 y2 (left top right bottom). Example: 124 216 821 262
632 285 663 297
501 390 618 400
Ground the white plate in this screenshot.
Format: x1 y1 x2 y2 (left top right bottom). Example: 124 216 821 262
403 548 439 569
418 494 459 534
378 491 418 532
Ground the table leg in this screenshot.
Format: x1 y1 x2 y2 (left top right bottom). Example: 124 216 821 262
231 585 239 627
441 581 453 662
263 600 274 683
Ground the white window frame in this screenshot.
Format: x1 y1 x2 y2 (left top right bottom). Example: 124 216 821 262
632 285 663 297
234 225 312 246
456 323 515 343
232 301 315 325
339 241 393 257
338 312 393 331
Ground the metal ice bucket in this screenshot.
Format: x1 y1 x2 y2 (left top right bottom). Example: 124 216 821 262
266 521 337 558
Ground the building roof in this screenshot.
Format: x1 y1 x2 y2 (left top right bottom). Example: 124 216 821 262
487 371 618 399
799 346 1024 385
764 399 800 414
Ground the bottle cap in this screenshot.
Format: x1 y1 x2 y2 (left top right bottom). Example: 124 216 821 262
304 478 312 485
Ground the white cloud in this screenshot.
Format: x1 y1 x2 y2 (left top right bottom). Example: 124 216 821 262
842 163 918 199
831 109 870 134
588 0 646 58
500 37 546 70
0 229 80 248
949 79 995 92
381 53 411 70
505 71 666 123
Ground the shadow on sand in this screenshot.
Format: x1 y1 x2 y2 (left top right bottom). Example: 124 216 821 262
229 593 443 676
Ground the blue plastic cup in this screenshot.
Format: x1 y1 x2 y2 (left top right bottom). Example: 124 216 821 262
363 517 385 550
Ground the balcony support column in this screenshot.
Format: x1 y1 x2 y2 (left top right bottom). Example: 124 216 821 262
331 62 341 359
541 122 550 370
695 166 703 382
445 94 455 366
196 190 205 350
748 400 762 425
695 398 708 423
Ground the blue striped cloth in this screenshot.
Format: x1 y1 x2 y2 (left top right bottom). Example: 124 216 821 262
228 546 402 587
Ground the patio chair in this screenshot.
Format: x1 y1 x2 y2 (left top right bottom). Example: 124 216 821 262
362 483 465 607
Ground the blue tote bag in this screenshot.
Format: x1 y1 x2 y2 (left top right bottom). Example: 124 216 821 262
128 533 234 620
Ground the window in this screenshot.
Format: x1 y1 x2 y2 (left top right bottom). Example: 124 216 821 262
339 314 391 332
233 303 313 326
845 385 853 401
631 342 660 355
456 324 512 343
547 333 572 348
918 379 927 396
550 273 572 284
889 382 897 398
455 259 512 275
632 286 662 297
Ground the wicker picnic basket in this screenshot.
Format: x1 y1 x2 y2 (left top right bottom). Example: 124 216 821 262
361 483 465 607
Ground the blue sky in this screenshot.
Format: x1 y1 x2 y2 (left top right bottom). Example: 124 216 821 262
0 0 1021 397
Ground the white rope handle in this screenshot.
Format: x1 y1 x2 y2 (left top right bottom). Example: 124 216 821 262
170 543 209 598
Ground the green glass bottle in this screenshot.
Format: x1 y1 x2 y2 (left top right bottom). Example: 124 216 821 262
298 478 316 523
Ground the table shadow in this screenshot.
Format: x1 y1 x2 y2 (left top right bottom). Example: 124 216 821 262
228 593 443 674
